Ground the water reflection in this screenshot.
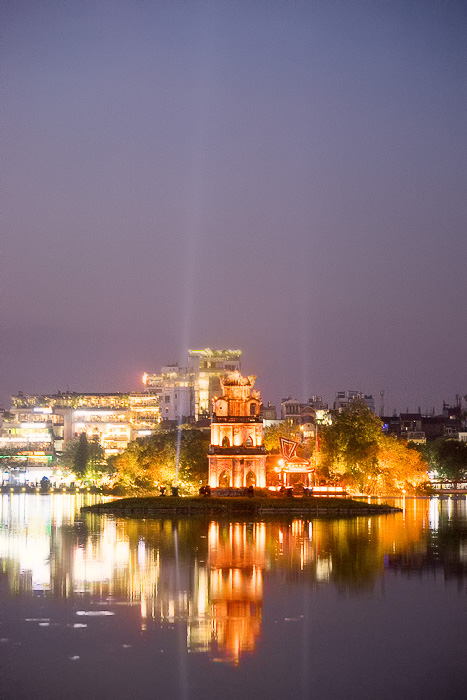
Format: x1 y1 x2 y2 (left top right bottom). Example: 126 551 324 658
1 495 467 666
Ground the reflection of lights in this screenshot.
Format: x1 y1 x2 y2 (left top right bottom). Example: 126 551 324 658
429 498 439 530
316 556 332 581
1 494 447 666
292 520 303 536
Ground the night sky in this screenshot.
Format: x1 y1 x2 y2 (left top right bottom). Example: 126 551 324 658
2 0 466 414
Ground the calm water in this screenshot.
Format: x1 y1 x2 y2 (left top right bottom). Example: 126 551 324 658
1 494 466 700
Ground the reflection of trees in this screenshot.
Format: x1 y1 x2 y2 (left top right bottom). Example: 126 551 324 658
386 498 467 580
4 495 467 666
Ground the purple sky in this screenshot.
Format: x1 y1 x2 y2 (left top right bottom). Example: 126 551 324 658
2 0 466 415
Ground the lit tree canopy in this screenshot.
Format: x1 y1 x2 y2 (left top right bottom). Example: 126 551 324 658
321 401 429 494
109 428 210 493
420 439 467 482
58 432 106 479
263 421 301 453
321 401 382 487
377 435 428 492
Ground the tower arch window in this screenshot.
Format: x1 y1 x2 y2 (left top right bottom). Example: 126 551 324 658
245 436 253 447
245 471 256 487
222 436 230 447
219 471 230 488
250 403 256 416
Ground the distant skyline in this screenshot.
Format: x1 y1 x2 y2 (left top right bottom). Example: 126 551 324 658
2 0 466 414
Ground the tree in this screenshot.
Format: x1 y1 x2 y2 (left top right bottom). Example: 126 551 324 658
263 421 301 453
320 401 429 494
421 439 467 482
110 428 210 494
58 433 106 481
321 401 382 491
75 432 89 477
377 435 428 492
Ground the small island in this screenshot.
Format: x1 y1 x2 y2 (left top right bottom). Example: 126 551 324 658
82 494 401 518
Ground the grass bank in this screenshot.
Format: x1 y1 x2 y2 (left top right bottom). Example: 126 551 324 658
82 495 401 518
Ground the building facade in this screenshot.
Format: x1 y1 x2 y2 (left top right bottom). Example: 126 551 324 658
208 372 266 488
0 392 161 483
333 390 375 413
142 364 193 422
188 349 242 420
143 348 242 422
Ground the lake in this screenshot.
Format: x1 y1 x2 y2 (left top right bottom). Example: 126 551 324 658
1 493 466 700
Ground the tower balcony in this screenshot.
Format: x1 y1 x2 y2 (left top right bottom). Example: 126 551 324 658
212 414 263 424
208 445 267 456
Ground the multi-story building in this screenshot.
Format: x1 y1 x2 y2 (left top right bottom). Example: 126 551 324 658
333 390 375 413
1 392 161 464
188 349 242 420
142 364 193 422
280 397 302 424
143 348 242 422
280 397 330 430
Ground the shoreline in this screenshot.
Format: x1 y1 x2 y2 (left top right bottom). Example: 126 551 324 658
82 495 402 518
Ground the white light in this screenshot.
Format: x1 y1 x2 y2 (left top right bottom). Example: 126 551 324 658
74 410 124 417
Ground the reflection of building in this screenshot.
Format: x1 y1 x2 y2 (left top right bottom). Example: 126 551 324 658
208 372 266 488
206 522 264 664
6 494 467 668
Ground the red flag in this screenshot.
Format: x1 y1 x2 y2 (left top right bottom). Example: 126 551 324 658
279 437 298 460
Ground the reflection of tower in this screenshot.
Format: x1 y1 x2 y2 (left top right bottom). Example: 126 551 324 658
208 372 266 488
207 522 265 664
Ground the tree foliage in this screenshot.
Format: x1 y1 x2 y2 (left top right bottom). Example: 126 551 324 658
320 401 428 494
420 439 467 482
320 401 382 490
263 421 301 453
109 428 210 493
377 435 428 492
58 432 106 480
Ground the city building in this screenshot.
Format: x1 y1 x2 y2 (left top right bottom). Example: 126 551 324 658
280 397 302 424
0 391 161 484
279 397 330 436
188 349 242 420
142 364 193 422
333 390 375 413
143 348 242 422
260 402 277 421
208 372 266 488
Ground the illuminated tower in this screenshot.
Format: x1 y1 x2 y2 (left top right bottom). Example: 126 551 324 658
208 372 266 488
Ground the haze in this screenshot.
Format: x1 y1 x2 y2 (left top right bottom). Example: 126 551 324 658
2 0 466 414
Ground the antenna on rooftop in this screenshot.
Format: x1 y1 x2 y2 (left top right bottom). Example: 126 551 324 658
379 389 385 417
